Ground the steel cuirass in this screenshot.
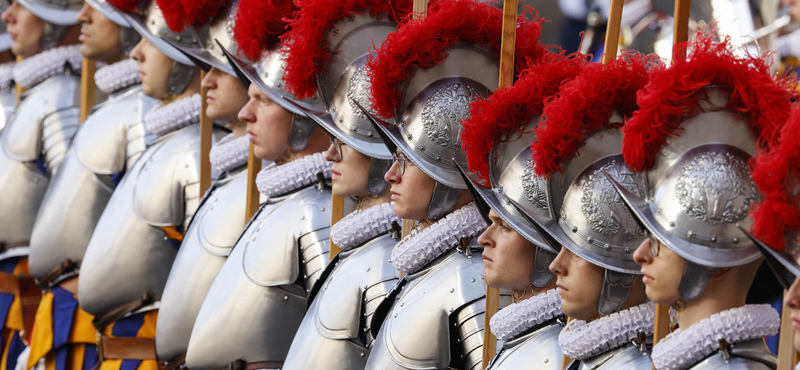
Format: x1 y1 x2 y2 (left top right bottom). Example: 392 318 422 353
77 124 226 318
0 73 80 253
28 85 157 283
185 184 331 370
365 243 488 370
0 89 15 132
155 168 252 363
486 322 563 370
282 233 400 370
569 342 653 370
686 339 776 370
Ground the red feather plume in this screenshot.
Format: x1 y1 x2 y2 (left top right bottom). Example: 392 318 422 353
180 0 229 27
233 0 298 61
750 106 800 251
622 33 798 173
282 0 413 99
532 52 657 177
461 52 587 183
155 0 187 32
107 0 139 13
366 0 548 119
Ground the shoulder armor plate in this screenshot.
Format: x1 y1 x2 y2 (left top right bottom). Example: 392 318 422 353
578 342 652 370
687 339 776 370
486 323 563 370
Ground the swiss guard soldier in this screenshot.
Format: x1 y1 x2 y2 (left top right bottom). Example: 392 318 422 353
459 52 588 370
276 0 408 368
0 0 15 130
75 0 224 367
359 0 545 368
0 0 83 363
184 1 333 368
24 0 155 368
530 52 656 369
611 34 795 369
154 0 258 368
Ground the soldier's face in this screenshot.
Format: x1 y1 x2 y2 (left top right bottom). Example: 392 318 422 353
784 278 800 351
384 150 436 220
129 38 174 99
2 2 45 58
633 237 685 306
238 84 293 161
76 3 121 63
479 210 546 292
324 139 372 198
201 67 249 124
549 246 605 320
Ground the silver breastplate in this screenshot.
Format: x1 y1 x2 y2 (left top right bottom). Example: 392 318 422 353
282 233 400 370
486 322 563 370
688 339 777 370
77 124 224 318
0 89 16 132
156 168 251 363
365 245 488 370
0 74 80 249
185 185 332 370
28 86 157 280
576 342 653 370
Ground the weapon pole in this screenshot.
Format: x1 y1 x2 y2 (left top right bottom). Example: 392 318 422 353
80 58 97 123
199 71 213 197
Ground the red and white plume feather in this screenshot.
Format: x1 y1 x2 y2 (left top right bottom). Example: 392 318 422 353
233 0 298 62
155 0 188 31
180 0 230 27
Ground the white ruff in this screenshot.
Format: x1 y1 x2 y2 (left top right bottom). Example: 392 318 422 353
391 202 487 274
144 94 201 137
652 304 780 370
0 62 14 91
490 289 562 341
13 45 82 89
559 301 655 360
255 152 332 197
94 59 140 93
209 133 249 172
331 202 400 251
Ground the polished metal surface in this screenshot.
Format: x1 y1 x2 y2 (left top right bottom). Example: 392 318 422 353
78 124 225 317
365 245 487 370
0 90 15 132
86 0 128 27
185 185 331 370
119 0 203 66
687 339 776 369
29 86 156 280
282 233 400 370
16 0 81 26
156 168 251 363
485 322 563 370
577 341 652 370
0 74 80 249
170 0 245 76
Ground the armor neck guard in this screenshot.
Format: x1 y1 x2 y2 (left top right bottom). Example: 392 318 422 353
559 301 655 360
144 93 201 137
391 201 487 274
331 202 400 251
13 44 82 89
490 289 562 341
255 152 332 197
94 58 140 94
209 133 249 173
652 304 779 370
0 61 13 91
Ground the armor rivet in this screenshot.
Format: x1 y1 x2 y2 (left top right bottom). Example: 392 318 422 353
283 296 288 300
301 216 305 220
587 237 593 243
302 260 305 263
360 353 365 357
400 302 404 307
571 226 578 233
436 156 441 160
367 132 373 137
711 237 717 243
604 244 611 250
363 285 367 290
625 248 631 253
366 267 370 272
176 36 182 41
733 237 739 243
164 236 168 241
669 221 676 227
321 208 325 211
252 237 256 241
687 231 695 238
470 278 475 283
407 134 412 139
393 314 397 318
561 214 567 220
657 208 663 214
303 275 307 279
544 359 549 363
449 308 454 313
450 288 454 293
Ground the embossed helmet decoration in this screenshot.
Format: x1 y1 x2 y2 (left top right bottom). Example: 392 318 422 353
280 0 413 195
524 52 654 316
613 34 796 301
15 0 82 50
85 0 141 56
220 0 326 152
746 105 800 289
109 0 203 95
361 0 547 221
460 52 586 288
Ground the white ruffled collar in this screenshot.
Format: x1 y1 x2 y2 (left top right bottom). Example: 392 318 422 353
652 304 780 370
95 59 140 94
255 152 332 197
0 61 13 91
331 202 400 251
490 289 562 342
209 133 249 173
13 45 82 89
559 301 655 360
391 202 487 274
144 94 201 137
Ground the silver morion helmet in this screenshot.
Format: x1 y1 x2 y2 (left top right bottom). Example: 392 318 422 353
16 0 81 50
